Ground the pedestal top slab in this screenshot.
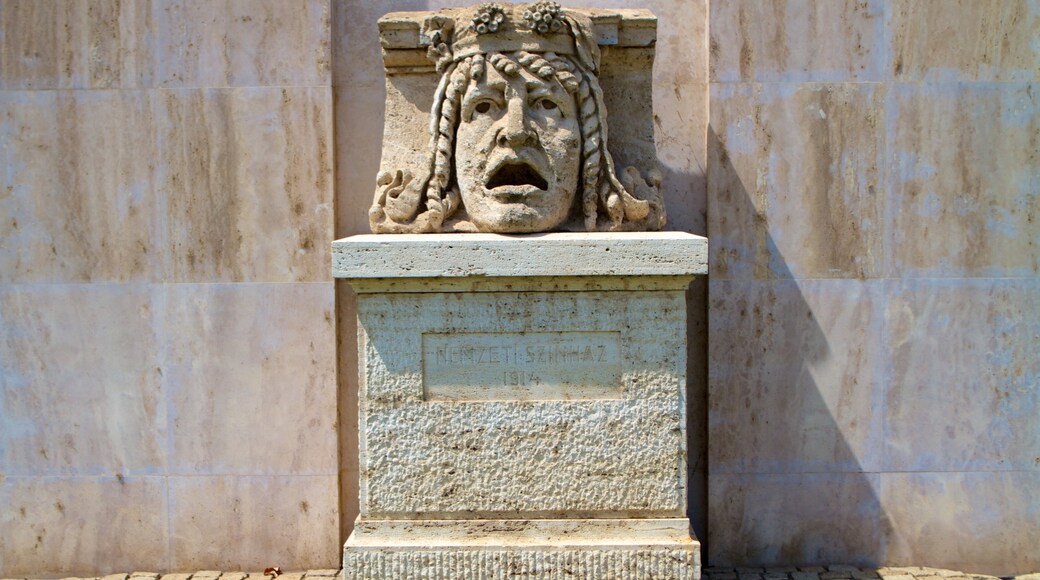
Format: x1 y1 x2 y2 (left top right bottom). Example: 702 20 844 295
332 232 708 279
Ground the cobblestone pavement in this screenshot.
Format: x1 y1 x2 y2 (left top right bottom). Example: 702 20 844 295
703 566 1040 580
0 570 341 580
3 568 1039 580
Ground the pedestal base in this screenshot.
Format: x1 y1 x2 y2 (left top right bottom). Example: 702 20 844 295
334 233 709 580
342 519 700 579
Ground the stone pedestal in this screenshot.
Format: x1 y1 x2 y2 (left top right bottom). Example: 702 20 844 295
333 232 707 579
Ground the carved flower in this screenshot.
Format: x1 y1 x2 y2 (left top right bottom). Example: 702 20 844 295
472 3 506 34
424 14 455 70
523 1 563 34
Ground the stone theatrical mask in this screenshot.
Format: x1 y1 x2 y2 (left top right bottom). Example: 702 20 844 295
369 2 666 234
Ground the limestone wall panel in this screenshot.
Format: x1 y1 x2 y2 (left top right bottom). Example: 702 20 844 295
885 83 1040 277
168 475 339 570
165 283 337 476
880 471 1040 573
0 0 337 574
0 476 168 576
709 0 886 83
707 0 1040 573
888 0 1040 82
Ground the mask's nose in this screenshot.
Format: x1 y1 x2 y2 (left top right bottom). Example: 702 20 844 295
497 97 536 148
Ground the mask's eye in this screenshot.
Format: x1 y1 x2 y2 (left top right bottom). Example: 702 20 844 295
539 100 558 110
475 101 493 114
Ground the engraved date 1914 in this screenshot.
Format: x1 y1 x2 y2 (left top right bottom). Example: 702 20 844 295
503 370 541 386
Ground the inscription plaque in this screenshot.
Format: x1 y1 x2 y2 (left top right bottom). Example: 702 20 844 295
422 331 623 401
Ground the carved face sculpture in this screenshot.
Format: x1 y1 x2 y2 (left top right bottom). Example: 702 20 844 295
367 3 667 234
454 58 581 233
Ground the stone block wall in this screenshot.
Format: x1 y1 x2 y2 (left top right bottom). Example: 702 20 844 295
707 0 1039 574
0 0 339 575
1 0 1037 576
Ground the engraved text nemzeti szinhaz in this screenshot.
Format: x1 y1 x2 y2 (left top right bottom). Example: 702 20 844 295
422 331 623 400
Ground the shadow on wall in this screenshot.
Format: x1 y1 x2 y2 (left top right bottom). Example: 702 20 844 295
706 126 892 567
686 275 709 546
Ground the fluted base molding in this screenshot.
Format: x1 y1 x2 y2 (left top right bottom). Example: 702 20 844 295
342 518 700 580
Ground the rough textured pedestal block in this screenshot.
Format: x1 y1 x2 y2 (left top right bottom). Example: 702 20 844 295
334 233 707 579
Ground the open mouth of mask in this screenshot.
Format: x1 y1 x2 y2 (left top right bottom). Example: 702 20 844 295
486 161 549 191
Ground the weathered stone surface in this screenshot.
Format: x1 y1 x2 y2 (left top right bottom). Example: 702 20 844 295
164 283 337 475
368 5 665 233
169 476 339 570
885 83 1040 278
0 478 166 576
703 569 1030 580
344 545 698 579
337 230 700 575
159 87 334 284
879 567 925 575
333 232 708 279
880 469 1040 574
344 519 698 577
707 82 883 281
421 330 624 401
355 287 688 515
709 0 885 82
0 285 165 475
887 0 1040 82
